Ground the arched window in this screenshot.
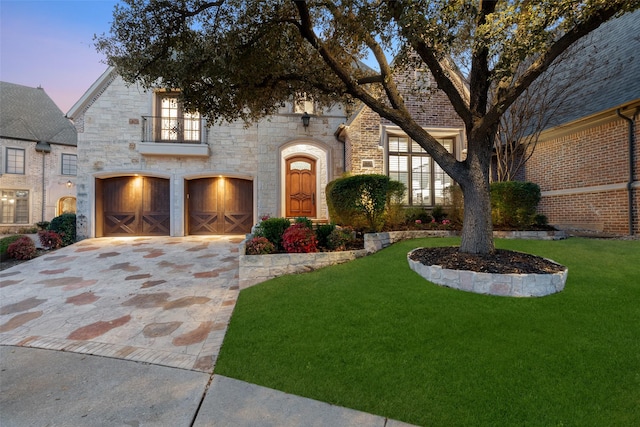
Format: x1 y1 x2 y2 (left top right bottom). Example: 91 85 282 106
58 196 76 215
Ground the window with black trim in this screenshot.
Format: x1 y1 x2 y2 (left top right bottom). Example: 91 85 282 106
1 189 29 224
6 148 25 174
388 136 454 206
61 154 77 175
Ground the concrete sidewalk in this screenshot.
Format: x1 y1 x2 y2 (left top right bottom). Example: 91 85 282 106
0 347 417 426
0 236 419 426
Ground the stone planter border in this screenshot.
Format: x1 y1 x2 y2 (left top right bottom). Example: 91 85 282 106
239 229 567 289
407 249 568 297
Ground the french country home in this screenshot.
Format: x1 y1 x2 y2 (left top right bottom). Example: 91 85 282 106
0 82 77 233
65 10 638 240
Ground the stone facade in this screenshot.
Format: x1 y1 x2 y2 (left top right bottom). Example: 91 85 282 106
525 112 640 235
70 71 347 239
1 137 77 232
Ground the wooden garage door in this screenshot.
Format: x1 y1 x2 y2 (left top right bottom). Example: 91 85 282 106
187 177 253 235
99 176 170 236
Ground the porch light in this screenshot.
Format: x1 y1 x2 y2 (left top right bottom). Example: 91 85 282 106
66 180 73 188
301 112 311 127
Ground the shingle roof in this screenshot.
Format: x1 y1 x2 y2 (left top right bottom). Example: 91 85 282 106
0 81 77 146
542 9 640 128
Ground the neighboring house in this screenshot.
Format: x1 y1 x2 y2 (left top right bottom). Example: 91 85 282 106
523 10 640 236
67 64 466 239
0 82 78 233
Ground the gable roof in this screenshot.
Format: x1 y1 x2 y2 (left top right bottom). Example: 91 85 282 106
0 81 77 146
66 67 118 120
542 9 640 128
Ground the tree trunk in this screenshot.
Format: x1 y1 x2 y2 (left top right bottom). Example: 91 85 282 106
459 138 495 254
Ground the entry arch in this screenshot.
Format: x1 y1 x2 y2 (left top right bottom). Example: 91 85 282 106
280 140 331 220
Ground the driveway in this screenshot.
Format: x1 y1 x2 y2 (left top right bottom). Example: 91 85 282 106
0 236 243 372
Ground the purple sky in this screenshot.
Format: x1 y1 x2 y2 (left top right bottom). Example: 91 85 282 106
1 1 119 113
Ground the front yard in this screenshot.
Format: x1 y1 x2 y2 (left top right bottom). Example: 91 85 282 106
216 237 640 426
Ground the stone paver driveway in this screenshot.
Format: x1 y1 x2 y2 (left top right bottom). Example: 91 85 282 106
0 236 242 372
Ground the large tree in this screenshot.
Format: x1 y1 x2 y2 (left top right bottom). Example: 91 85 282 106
96 0 639 254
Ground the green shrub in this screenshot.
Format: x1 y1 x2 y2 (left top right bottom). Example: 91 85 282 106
491 181 541 228
17 226 38 234
327 174 391 232
431 205 447 222
1 234 25 258
48 213 76 246
385 180 408 230
7 236 36 260
534 214 549 227
254 217 291 251
327 226 356 251
446 184 464 225
404 207 431 225
245 237 276 255
315 223 336 250
294 217 314 229
36 221 50 231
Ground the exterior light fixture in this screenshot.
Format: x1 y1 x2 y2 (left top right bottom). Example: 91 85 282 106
66 180 73 188
301 112 311 127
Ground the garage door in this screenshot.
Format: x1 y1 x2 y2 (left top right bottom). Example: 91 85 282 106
97 176 170 236
187 177 253 235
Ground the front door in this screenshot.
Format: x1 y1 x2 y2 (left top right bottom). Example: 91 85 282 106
286 156 316 218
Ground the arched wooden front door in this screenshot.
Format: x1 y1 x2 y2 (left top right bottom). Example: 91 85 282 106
286 156 316 218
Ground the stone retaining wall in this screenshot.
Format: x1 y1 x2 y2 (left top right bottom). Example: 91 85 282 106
239 229 567 290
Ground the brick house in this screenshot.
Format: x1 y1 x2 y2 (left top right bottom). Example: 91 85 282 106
0 82 78 233
523 10 639 236
67 63 466 239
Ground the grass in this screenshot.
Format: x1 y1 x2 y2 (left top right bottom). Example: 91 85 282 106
215 237 640 426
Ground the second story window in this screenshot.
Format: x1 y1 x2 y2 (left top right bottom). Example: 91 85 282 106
293 93 315 115
61 153 77 175
156 93 200 142
6 148 25 174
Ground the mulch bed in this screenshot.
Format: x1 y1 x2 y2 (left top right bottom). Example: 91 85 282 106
409 246 566 274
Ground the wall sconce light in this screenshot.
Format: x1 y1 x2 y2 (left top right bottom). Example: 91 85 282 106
66 180 72 188
301 112 311 128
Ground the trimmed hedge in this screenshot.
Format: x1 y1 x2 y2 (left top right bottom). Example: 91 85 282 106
327 174 394 232
254 217 291 252
491 181 541 228
48 213 76 247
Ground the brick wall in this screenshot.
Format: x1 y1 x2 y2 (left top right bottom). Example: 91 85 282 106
525 114 640 235
345 68 465 174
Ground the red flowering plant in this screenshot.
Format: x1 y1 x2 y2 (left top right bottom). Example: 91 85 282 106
38 230 63 250
245 236 276 255
7 236 37 260
282 223 318 253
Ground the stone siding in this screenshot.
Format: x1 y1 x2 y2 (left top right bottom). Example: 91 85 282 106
74 75 347 239
1 137 77 231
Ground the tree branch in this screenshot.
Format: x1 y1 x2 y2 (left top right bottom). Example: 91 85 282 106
480 4 624 135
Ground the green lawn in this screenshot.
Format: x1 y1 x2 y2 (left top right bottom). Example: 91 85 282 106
215 238 640 426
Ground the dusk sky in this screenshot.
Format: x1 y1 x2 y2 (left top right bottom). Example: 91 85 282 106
1 0 120 113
